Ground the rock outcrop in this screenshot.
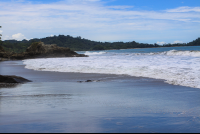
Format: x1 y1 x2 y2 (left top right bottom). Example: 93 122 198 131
0 42 88 87
0 75 32 88
0 42 88 60
77 80 101 83
0 75 31 83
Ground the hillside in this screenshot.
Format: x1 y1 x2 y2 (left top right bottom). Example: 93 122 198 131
1 35 200 53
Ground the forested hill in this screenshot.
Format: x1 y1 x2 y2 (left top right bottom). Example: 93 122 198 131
1 35 157 52
1 35 200 53
186 37 200 46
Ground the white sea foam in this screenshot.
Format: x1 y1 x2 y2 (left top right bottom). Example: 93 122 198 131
132 50 200 57
84 51 106 55
23 50 200 89
162 50 200 57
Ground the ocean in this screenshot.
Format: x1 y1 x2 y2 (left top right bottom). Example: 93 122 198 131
23 46 200 89
0 46 200 133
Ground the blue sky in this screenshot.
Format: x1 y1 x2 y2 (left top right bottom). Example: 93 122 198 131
0 0 200 44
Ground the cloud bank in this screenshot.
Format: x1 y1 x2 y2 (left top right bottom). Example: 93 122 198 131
11 33 26 41
0 0 200 43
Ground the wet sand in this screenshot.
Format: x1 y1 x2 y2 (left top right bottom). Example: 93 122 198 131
0 60 134 83
0 60 200 133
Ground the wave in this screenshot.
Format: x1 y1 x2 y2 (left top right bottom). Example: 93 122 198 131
23 49 200 89
131 50 200 57
84 51 106 55
161 50 200 57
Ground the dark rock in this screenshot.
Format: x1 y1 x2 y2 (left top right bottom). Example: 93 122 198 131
77 80 101 83
85 80 93 82
0 75 31 83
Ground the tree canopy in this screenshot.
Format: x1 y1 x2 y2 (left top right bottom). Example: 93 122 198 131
0 26 2 40
0 26 2 46
1 34 200 53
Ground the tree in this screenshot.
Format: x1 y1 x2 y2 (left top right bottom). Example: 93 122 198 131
0 26 2 46
92 44 105 50
0 26 2 41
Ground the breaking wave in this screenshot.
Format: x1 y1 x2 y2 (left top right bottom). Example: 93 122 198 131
161 50 200 57
23 48 200 89
84 51 106 55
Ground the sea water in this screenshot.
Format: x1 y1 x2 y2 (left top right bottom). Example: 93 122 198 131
1 46 200 133
23 46 200 89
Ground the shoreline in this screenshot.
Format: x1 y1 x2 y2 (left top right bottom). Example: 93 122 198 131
0 60 168 87
0 60 142 82
0 59 196 90
0 60 200 133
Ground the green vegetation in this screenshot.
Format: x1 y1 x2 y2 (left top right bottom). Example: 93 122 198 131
1 34 200 53
28 42 40 52
0 26 2 46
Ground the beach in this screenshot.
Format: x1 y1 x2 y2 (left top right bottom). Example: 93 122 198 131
0 60 200 133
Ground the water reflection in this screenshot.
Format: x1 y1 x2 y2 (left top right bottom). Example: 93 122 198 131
0 81 200 133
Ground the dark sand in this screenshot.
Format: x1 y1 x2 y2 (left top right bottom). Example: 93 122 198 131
0 60 135 82
0 60 200 133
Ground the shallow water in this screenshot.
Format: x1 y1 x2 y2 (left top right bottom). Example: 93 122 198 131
0 80 200 133
1 49 200 133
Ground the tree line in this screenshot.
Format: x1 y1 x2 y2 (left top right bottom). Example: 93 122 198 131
1 34 200 53
0 26 2 46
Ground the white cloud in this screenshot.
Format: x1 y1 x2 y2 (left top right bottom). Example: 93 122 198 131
166 6 200 12
172 40 183 44
157 40 183 45
12 33 26 41
0 1 199 43
108 5 134 10
157 41 167 45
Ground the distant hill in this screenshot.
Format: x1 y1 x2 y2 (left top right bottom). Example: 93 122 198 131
1 35 200 53
186 37 200 46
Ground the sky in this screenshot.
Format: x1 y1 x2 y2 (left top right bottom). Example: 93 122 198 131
0 0 200 45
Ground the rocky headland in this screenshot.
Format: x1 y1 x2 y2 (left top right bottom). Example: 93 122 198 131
0 42 88 87
0 41 88 60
